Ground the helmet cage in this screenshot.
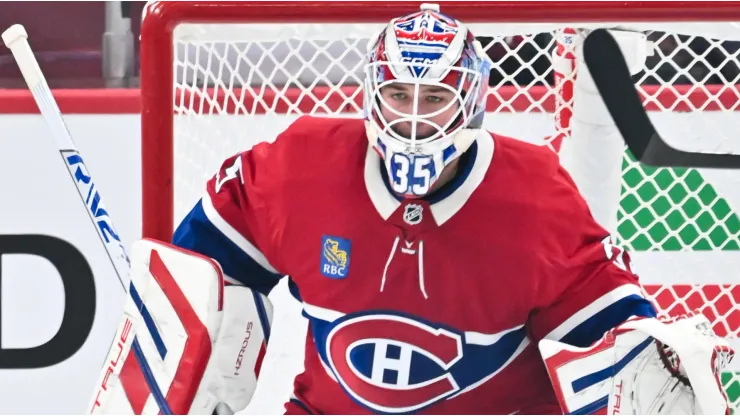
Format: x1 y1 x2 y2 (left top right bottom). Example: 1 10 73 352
362 6 491 197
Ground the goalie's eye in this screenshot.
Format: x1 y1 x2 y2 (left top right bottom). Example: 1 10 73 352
390 92 408 102
387 92 446 106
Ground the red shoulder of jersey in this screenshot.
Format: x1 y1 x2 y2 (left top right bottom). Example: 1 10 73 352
487 132 568 193
486 132 598 254
486 133 655 347
245 115 368 187
171 116 368 291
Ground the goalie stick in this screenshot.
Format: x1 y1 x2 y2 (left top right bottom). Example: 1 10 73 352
2 25 272 416
582 28 740 169
1 24 129 289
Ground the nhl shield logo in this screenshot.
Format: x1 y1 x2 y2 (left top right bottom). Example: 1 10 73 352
403 204 423 225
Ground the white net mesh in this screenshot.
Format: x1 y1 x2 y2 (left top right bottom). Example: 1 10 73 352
169 21 740 412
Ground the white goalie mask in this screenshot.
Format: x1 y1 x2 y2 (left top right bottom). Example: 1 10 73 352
363 4 491 198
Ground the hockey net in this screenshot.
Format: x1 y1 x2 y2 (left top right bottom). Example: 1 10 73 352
140 1 740 412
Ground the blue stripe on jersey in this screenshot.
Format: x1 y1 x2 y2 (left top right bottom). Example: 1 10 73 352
129 282 167 360
289 398 314 414
559 295 656 348
172 199 283 295
303 310 333 366
288 278 303 302
453 326 527 388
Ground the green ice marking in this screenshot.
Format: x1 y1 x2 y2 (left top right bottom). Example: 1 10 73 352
616 152 740 251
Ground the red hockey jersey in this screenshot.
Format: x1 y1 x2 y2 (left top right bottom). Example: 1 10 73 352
172 116 656 414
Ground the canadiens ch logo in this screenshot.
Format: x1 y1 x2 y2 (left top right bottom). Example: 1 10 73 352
320 235 351 279
313 310 529 414
403 204 423 225
325 313 463 413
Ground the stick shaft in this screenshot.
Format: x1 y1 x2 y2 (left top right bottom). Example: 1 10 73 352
2 24 130 288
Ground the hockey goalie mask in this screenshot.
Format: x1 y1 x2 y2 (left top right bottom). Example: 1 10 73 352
364 5 490 197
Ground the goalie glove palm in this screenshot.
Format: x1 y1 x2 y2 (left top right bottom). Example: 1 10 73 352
539 313 734 415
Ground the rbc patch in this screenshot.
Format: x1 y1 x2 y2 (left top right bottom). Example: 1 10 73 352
321 235 351 279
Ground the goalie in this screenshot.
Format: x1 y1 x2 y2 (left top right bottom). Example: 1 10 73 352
90 4 733 415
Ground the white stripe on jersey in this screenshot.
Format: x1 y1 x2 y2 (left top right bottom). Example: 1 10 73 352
465 324 525 346
544 284 645 341
303 301 528 348
303 302 344 322
201 191 280 275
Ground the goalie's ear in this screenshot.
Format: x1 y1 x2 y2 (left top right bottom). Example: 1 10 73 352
539 315 733 415
89 238 272 415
